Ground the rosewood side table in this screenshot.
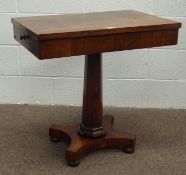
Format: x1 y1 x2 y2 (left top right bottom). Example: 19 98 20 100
11 10 181 167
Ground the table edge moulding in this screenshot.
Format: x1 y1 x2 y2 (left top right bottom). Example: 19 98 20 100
11 10 181 167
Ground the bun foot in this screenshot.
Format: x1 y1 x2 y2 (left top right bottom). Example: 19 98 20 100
50 137 61 142
67 159 80 167
123 147 135 154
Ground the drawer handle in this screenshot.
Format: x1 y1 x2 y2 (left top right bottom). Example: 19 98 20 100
20 35 29 40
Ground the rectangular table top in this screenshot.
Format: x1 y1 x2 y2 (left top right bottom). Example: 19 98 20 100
11 10 181 59
12 10 181 40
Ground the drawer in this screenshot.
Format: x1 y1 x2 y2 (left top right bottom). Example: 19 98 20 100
13 23 39 58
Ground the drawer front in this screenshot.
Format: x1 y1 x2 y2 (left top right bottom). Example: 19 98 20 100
39 29 179 59
13 24 39 58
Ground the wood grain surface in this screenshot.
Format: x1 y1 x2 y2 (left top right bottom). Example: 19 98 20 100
12 10 181 40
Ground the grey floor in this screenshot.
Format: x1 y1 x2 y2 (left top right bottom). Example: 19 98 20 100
0 105 186 175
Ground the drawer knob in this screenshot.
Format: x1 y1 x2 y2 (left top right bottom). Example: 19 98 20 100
20 35 29 40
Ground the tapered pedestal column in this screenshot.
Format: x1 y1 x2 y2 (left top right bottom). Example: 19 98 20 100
49 53 136 167
78 53 106 138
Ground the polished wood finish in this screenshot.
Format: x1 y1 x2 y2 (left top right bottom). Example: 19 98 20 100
11 10 181 167
11 10 181 39
78 53 106 138
49 115 136 167
11 10 181 59
38 28 178 59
